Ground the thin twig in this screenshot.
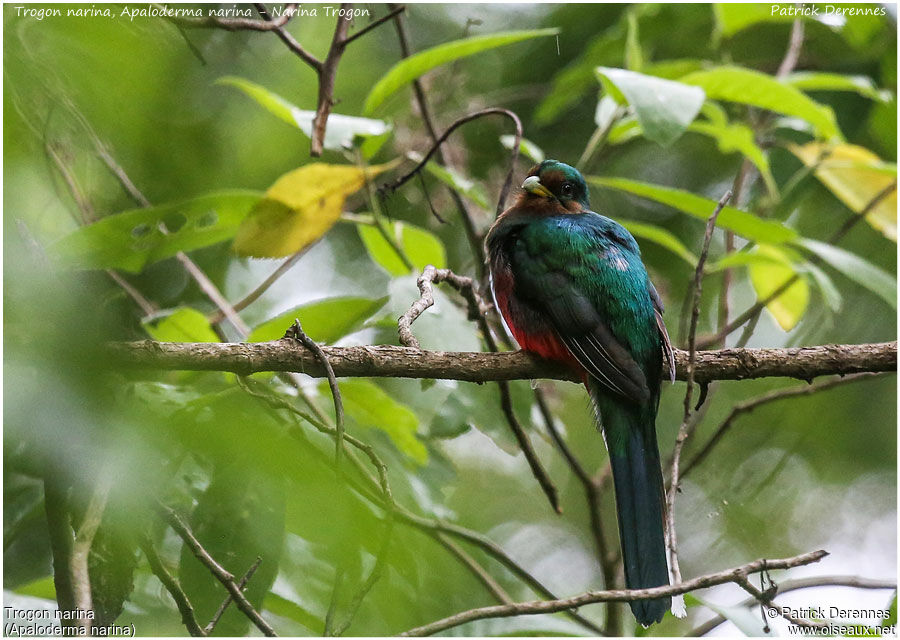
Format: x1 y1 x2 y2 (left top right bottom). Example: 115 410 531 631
43 479 77 624
776 18 806 79
140 537 207 637
434 534 513 605
287 321 345 470
254 3 322 70
398 550 828 636
205 557 263 634
163 2 297 31
688 574 897 636
69 469 114 634
341 5 406 46
681 373 880 479
208 248 308 325
157 502 278 636
697 180 897 349
397 265 561 513
323 566 345 636
666 190 731 596
311 7 352 156
732 573 826 629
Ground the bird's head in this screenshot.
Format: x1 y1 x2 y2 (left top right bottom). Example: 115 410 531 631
520 160 590 213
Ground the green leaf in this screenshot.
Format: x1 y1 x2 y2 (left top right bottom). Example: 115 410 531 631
335 379 427 464
688 120 777 196
803 261 843 313
363 28 560 114
795 238 897 309
217 76 391 151
144 307 220 343
619 220 698 266
785 72 893 103
680 66 842 140
264 592 322 633
233 161 397 258
247 296 388 343
588 176 798 243
712 3 800 38
624 11 643 72
358 221 446 276
501 134 545 164
54 191 261 273
12 576 56 600
596 67 705 146
409 152 489 208
749 245 809 331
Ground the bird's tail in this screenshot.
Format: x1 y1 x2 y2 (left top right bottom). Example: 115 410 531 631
589 382 670 626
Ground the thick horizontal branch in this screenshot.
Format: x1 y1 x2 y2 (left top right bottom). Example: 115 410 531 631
110 340 896 383
399 550 828 636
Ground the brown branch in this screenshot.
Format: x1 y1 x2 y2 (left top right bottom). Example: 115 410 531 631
69 470 114 635
688 575 897 636
205 557 263 634
253 3 322 70
140 537 207 637
110 340 898 383
286 320 345 469
398 550 828 636
434 534 513 606
157 502 278 636
667 190 731 595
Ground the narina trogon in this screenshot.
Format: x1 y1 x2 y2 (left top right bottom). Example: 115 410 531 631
486 160 675 626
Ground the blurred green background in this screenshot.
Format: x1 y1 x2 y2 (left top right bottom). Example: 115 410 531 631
3 3 896 637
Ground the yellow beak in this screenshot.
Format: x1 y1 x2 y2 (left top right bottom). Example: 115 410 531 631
522 175 554 198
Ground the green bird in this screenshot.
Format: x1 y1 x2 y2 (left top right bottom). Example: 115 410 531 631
486 160 675 626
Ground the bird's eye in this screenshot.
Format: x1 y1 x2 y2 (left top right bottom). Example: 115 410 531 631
561 182 574 198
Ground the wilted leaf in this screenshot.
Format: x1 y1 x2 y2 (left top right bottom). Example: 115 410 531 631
596 66 705 146
588 176 797 243
247 296 388 343
358 221 446 276
144 307 219 343
749 245 809 331
54 191 261 273
233 162 397 258
796 238 897 309
500 135 545 164
363 29 560 114
680 66 841 140
789 142 897 241
217 76 391 151
335 379 427 464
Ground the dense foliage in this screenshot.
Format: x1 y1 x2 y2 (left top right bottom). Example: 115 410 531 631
4 3 897 637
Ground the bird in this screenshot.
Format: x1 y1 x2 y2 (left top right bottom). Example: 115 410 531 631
485 159 675 626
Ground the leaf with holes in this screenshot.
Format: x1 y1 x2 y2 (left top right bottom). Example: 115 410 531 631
233 161 398 258
54 191 261 273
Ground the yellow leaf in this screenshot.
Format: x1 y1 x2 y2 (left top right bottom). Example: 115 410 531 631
749 245 809 331
790 142 897 242
233 161 398 257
